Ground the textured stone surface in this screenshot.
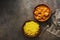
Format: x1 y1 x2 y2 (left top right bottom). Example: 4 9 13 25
0 0 60 40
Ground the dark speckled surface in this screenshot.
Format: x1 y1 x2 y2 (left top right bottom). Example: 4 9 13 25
0 0 60 40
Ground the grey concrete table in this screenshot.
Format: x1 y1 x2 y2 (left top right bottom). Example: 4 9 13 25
0 0 60 40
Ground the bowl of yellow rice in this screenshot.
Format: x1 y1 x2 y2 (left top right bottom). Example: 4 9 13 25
22 20 40 38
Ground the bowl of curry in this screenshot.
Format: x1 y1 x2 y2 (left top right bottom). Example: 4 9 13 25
33 4 51 22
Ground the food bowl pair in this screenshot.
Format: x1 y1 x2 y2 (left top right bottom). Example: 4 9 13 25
22 4 52 38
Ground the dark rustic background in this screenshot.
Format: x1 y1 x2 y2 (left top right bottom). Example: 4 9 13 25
0 0 60 40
